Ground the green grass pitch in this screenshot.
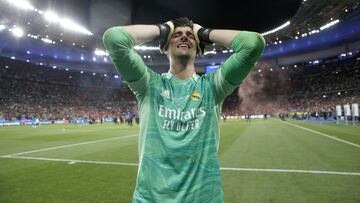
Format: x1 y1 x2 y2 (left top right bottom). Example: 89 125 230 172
0 119 359 202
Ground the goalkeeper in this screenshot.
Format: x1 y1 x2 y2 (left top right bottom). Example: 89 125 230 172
103 17 265 203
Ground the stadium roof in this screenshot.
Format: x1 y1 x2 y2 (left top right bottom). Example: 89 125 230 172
265 0 360 43
0 0 359 73
0 0 301 51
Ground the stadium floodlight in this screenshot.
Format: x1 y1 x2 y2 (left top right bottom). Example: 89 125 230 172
41 38 53 44
134 45 159 51
60 18 93 35
11 27 24 37
204 50 217 55
114 75 119 79
44 11 60 23
5 1 93 36
0 24 5 31
320 19 339 30
6 0 34 10
261 21 291 36
309 29 319 35
94 49 109 56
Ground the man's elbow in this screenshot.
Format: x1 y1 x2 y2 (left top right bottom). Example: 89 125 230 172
102 27 132 51
102 27 117 48
103 27 117 40
103 27 119 51
246 32 266 58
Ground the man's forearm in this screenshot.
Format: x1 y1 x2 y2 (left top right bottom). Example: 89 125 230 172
210 30 265 85
103 25 159 82
209 29 240 48
121 25 160 45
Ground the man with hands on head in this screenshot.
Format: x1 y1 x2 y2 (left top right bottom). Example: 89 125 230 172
103 17 265 203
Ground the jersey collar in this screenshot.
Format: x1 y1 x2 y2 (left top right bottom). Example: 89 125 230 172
164 71 200 82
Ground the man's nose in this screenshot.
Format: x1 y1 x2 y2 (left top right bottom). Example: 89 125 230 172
180 34 189 41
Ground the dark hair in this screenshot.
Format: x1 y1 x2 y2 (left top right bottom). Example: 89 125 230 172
171 17 194 29
169 17 200 54
163 17 199 54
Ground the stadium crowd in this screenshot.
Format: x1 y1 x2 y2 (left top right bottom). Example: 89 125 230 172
222 56 360 118
0 55 359 122
0 57 137 122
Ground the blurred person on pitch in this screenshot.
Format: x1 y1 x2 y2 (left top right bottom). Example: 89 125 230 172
103 17 265 203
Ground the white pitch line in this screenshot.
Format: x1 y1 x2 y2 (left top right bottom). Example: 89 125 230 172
1 155 359 176
280 120 360 149
3 134 137 157
221 167 360 176
0 155 138 166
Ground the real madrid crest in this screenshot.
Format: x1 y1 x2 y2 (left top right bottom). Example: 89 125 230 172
191 91 201 101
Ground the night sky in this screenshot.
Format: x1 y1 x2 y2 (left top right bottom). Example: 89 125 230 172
31 0 301 35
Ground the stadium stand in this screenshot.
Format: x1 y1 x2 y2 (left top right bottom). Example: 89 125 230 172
222 55 360 119
0 56 136 123
1 54 359 123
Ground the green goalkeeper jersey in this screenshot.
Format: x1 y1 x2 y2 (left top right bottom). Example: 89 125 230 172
103 27 265 203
